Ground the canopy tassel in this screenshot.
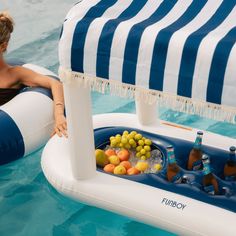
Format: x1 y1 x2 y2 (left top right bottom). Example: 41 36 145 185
59 67 236 124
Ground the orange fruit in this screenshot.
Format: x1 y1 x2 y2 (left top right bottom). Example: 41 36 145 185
120 161 132 170
117 149 130 161
103 164 115 173
127 167 140 175
113 165 127 175
105 149 116 157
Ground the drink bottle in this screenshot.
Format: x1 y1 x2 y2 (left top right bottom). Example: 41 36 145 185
202 154 219 195
224 146 236 181
187 131 203 170
166 145 182 184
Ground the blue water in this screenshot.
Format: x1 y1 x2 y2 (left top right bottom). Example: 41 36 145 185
1 1 236 236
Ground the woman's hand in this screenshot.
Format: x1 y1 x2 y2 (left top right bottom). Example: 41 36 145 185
14 66 68 138
51 114 68 138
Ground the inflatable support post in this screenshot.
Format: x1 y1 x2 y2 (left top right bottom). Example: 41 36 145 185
135 90 158 126
63 80 96 179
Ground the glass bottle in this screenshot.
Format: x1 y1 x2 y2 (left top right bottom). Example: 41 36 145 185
166 145 182 184
202 154 219 195
187 131 203 171
224 146 236 181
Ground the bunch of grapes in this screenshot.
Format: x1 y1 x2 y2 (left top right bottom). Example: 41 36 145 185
109 130 152 160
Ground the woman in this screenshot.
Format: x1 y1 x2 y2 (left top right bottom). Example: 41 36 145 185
0 11 67 137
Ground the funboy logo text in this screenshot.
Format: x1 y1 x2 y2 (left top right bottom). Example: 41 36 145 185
161 198 187 210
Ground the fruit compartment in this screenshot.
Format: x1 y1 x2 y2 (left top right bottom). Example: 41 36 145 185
94 126 236 213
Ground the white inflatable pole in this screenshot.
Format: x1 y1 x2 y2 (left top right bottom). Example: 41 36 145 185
63 80 96 180
135 91 158 125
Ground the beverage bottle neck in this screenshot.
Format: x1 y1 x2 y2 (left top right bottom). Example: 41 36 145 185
228 149 236 162
167 148 177 164
203 162 211 176
193 134 202 150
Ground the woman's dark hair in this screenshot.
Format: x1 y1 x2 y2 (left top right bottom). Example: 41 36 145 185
0 11 14 45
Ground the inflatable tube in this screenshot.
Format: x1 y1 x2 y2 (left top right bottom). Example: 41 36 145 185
42 113 236 236
0 62 56 165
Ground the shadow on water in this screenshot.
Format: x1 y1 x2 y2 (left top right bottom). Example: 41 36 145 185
52 204 176 236
160 108 236 139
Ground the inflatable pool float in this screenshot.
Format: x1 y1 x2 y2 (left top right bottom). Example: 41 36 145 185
42 1 236 235
0 62 55 165
42 114 236 236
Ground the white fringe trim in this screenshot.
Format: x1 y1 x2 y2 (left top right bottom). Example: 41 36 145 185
59 67 236 124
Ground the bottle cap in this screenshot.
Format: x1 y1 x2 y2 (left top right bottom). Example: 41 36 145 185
197 131 203 135
230 146 236 152
166 145 173 150
202 154 209 161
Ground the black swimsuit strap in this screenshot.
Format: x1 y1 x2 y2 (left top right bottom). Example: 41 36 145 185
0 88 22 106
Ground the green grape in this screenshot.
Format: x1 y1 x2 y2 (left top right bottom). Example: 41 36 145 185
127 134 133 140
141 155 146 160
124 143 131 149
119 143 124 148
129 138 135 145
134 133 142 141
110 136 115 141
115 136 121 143
145 139 152 145
144 145 151 151
140 149 146 155
110 142 116 148
129 134 135 139
145 151 151 158
138 140 144 146
130 131 137 137
111 139 117 146
136 146 142 152
131 143 137 148
121 137 128 144
136 152 141 158
123 130 129 136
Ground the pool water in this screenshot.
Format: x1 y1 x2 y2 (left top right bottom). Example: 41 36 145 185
1 1 236 236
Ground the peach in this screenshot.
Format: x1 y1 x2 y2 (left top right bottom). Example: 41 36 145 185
105 149 116 157
120 161 132 170
103 164 115 173
127 167 140 175
117 149 130 161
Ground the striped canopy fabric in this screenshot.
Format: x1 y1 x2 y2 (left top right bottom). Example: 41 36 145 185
59 0 236 121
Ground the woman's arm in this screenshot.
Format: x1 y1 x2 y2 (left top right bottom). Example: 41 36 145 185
12 66 67 137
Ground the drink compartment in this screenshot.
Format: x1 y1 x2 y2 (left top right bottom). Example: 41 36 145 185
94 126 236 213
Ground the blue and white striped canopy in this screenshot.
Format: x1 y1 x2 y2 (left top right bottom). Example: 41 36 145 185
59 0 236 111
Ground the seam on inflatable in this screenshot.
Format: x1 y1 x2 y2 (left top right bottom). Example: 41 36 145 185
22 122 54 140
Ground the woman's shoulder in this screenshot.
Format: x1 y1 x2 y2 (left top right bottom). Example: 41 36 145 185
7 66 21 80
8 65 32 78
8 65 21 74
9 65 24 72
